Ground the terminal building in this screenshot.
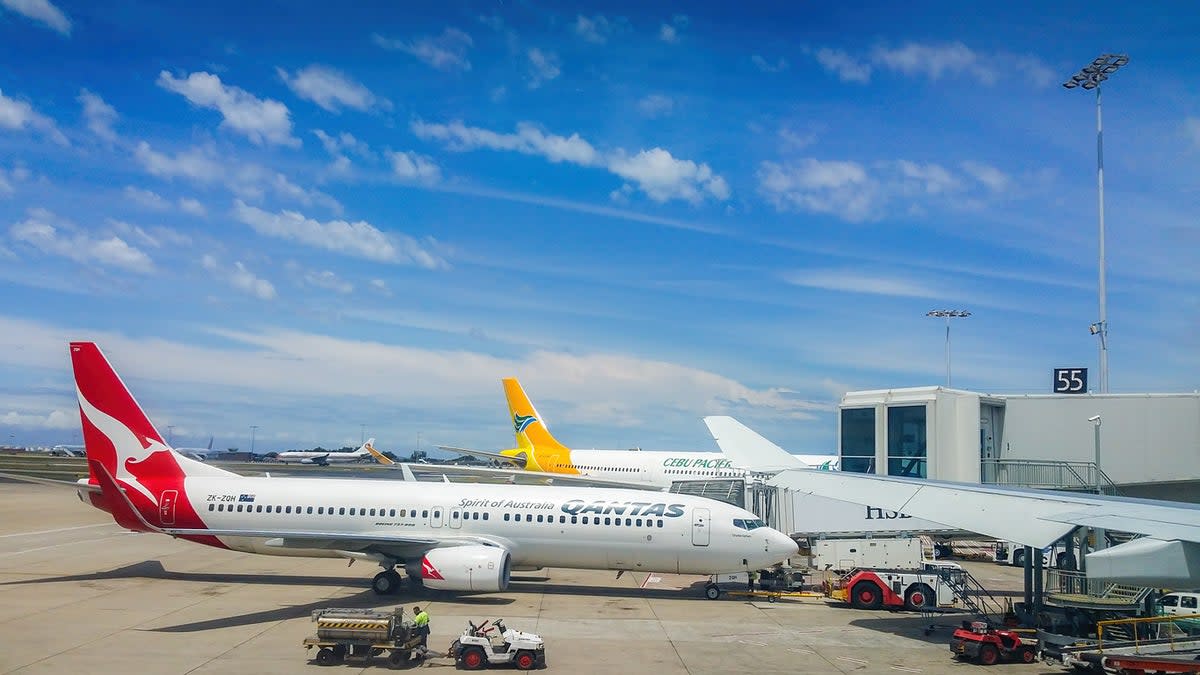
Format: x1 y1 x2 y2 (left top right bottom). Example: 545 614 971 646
742 385 1200 540
836 386 1200 501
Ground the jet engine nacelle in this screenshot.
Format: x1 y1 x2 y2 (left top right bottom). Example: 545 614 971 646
413 545 511 592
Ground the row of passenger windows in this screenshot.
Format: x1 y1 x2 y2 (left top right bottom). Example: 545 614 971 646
209 503 436 518
503 512 663 528
664 469 743 476
560 464 638 473
205 499 662 526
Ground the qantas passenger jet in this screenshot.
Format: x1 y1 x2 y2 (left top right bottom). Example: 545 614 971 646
40 343 796 596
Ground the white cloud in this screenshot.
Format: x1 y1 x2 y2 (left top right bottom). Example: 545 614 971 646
107 219 191 249
78 89 117 141
157 71 299 147
814 48 871 84
0 408 74 429
123 186 169 210
134 142 223 182
201 254 276 300
1185 117 1200 148
783 269 948 299
960 161 1010 193
527 48 561 88
0 172 11 197
10 208 155 273
179 197 207 216
893 159 961 196
369 278 392 296
386 150 440 182
304 269 353 294
232 200 445 269
573 14 613 44
609 149 730 204
412 119 729 204
758 159 877 222
413 120 599 165
759 157 1022 222
637 94 674 118
277 65 388 113
0 0 70 35
313 129 372 158
751 55 789 73
0 88 68 145
659 24 678 44
872 41 994 84
373 28 473 72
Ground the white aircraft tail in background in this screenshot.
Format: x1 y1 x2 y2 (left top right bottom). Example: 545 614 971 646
703 416 839 471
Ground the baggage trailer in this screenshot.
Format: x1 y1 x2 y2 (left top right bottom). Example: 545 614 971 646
303 607 427 668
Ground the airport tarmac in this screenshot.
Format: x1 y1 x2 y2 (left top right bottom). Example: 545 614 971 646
0 482 1055 674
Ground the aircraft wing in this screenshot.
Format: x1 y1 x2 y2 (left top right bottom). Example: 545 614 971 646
767 467 1200 586
403 462 662 491
0 472 100 492
437 445 526 468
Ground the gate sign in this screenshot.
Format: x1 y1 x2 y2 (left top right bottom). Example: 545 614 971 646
1053 368 1088 394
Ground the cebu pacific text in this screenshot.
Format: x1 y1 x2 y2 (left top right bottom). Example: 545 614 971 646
662 458 734 469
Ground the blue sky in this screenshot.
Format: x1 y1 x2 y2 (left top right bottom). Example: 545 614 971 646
1 1 1197 454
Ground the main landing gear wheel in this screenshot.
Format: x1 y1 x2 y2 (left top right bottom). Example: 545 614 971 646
704 584 721 600
372 569 402 595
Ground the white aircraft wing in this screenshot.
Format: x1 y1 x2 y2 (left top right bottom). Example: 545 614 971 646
767 467 1200 586
437 445 526 468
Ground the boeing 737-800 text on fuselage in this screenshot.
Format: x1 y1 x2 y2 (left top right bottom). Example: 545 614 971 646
52 343 797 596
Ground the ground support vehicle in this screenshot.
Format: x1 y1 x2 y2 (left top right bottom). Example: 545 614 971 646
829 569 956 611
757 567 809 592
303 607 427 668
950 621 1038 665
449 618 546 670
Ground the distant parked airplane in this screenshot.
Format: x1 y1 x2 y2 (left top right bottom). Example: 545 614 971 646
275 442 377 466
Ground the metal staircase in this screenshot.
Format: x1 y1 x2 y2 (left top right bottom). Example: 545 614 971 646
938 567 1007 620
980 459 1122 495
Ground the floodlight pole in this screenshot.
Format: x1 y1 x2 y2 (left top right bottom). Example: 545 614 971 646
1064 54 1127 394
926 310 971 387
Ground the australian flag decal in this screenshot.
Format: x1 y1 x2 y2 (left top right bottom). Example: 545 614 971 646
239 494 256 503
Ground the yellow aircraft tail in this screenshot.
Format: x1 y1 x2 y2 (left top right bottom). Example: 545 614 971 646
500 378 576 473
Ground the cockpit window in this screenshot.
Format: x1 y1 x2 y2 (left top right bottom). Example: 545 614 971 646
733 518 766 530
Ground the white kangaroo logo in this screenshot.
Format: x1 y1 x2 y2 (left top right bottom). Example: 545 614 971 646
77 386 171 506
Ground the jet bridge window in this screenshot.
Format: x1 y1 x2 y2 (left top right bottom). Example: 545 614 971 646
840 407 876 474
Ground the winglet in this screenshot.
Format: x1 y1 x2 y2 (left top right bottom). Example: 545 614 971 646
89 459 162 533
363 439 394 465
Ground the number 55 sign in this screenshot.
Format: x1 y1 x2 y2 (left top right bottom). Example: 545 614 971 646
1053 368 1089 394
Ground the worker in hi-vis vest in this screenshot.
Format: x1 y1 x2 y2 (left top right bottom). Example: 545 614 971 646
413 605 430 646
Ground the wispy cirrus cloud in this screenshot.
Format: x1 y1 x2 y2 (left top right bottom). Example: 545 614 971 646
0 0 71 35
810 41 1054 87
0 88 68 145
78 89 117 141
373 28 473 72
412 119 729 204
277 65 390 113
201 254 276 300
9 208 155 273
232 200 446 269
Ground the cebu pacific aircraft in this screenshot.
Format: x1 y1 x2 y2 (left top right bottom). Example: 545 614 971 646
440 378 837 489
6 343 796 596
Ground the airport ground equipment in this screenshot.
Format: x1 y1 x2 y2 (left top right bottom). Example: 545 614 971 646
828 566 1004 618
303 607 426 667
950 621 1038 665
813 537 924 572
450 618 546 670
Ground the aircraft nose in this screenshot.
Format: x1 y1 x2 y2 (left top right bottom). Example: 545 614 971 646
770 527 799 559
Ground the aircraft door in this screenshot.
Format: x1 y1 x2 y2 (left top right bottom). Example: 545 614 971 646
159 490 178 525
692 507 710 546
430 507 443 528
